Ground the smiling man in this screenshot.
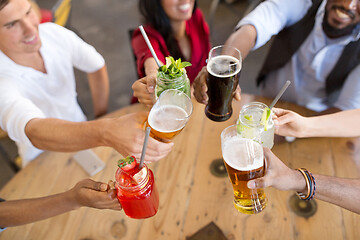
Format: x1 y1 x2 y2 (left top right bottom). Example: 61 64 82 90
194 0 360 114
0 0 173 166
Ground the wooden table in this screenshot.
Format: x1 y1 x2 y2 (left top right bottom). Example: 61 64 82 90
1 94 360 240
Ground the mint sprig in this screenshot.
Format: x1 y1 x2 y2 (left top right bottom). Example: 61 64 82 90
158 56 192 79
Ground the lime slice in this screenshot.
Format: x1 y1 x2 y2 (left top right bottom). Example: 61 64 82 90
236 117 257 139
260 107 271 131
244 115 253 121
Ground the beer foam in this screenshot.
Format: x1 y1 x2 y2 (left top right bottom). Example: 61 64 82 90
207 55 242 78
148 105 188 133
222 137 263 171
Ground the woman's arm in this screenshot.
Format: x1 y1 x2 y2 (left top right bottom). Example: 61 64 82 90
0 179 121 228
273 108 360 138
132 58 160 108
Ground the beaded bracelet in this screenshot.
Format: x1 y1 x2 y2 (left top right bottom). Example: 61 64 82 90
302 169 315 200
296 168 316 200
307 171 316 200
296 168 311 200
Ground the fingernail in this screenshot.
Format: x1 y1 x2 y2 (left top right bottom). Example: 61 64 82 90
247 181 255 189
100 183 108 191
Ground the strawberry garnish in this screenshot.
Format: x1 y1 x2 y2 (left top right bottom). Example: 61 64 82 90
117 156 137 171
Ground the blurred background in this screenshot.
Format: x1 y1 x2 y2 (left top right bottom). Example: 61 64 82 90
0 0 269 189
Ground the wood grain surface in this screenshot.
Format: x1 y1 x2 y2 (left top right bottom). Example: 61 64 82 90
1 94 359 240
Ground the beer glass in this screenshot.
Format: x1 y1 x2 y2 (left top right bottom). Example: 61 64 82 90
146 89 193 143
237 102 275 149
205 45 242 122
221 125 267 214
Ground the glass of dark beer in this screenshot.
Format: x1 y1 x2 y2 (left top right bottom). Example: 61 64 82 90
205 45 242 122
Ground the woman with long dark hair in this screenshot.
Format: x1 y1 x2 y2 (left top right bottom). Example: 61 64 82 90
131 0 211 107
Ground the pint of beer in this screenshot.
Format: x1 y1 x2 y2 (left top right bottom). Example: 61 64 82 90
221 125 267 214
147 89 193 143
205 45 242 122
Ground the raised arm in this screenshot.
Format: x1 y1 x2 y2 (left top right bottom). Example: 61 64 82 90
25 112 173 162
247 148 360 214
224 24 257 60
87 65 110 118
273 108 360 138
132 58 160 108
193 24 255 105
0 179 121 228
144 57 160 76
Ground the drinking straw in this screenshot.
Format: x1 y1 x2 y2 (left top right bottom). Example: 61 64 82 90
139 25 162 68
139 127 151 169
269 80 291 109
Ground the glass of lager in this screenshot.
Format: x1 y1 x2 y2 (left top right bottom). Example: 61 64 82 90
221 125 267 214
205 45 242 122
146 89 193 143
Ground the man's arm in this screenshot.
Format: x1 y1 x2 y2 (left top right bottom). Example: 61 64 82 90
193 25 256 104
224 24 257 60
248 148 360 214
87 65 109 118
312 175 360 214
0 179 121 228
25 118 105 151
25 112 173 162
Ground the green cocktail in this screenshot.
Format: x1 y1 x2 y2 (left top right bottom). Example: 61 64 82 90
155 56 191 98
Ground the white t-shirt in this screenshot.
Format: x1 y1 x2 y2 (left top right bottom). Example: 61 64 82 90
237 0 360 111
0 23 105 166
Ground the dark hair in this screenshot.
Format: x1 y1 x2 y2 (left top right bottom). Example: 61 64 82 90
0 0 9 11
139 0 197 60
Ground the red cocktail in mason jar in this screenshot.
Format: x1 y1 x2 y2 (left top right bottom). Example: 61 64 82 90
115 157 159 219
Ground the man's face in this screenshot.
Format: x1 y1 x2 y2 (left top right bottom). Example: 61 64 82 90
0 0 41 56
323 0 360 38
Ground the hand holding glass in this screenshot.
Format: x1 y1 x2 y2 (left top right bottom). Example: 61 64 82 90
205 45 242 122
115 163 159 219
221 125 267 214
